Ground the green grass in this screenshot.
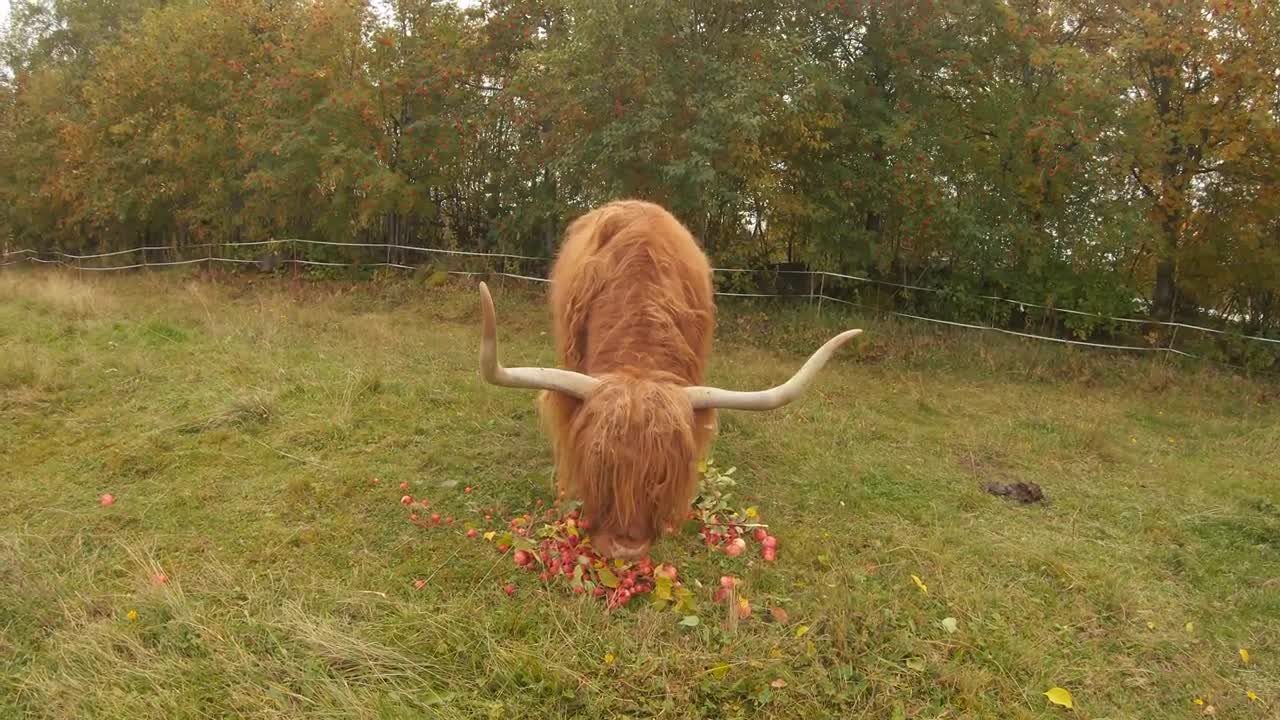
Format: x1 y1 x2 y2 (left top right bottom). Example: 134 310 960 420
1 268 1277 719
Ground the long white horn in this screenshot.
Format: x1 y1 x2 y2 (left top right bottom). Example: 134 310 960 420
684 329 862 410
478 281 600 399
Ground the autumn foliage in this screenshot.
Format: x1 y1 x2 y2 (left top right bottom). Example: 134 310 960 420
1 1 1278 359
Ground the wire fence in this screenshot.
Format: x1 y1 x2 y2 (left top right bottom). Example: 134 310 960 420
4 238 1278 370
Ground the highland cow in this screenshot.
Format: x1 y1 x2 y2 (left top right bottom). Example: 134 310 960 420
477 200 861 560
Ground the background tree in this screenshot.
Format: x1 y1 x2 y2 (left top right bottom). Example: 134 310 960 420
1 0 1277 354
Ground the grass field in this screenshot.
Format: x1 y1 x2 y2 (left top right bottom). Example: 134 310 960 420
1 268 1277 719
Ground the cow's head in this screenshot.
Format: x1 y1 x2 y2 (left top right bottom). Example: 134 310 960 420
476 281 860 560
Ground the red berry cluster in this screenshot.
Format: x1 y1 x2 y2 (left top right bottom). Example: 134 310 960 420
505 510 668 610
711 575 753 619
387 478 773 612
699 514 780 563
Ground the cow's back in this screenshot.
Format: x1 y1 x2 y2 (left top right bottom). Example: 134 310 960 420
548 200 715 385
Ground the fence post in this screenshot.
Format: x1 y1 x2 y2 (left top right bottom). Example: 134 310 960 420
987 297 998 355
385 221 392 273
816 273 826 319
1165 324 1181 366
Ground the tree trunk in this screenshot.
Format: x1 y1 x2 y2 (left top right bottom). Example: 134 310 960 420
1152 255 1176 321
1151 195 1183 321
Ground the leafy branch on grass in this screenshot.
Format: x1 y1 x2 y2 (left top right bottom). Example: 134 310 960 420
693 457 766 535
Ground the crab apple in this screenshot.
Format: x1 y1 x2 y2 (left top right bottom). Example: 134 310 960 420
464 486 473 494
572 585 585 594
725 538 747 557
753 528 768 542
370 477 380 485
737 597 752 619
399 482 410 491
467 528 478 538
720 576 738 589
593 587 606 598
446 516 454 525
654 564 678 581
762 548 778 562
413 579 426 590
497 544 510 553
401 495 413 506
151 573 168 586
431 513 441 524
503 583 516 596
713 587 730 603
420 499 430 507
410 513 420 522
99 493 116 507
538 571 551 583
762 535 779 550
514 550 533 567
484 514 492 522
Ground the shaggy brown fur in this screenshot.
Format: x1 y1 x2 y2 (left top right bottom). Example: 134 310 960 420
538 200 718 559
